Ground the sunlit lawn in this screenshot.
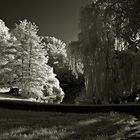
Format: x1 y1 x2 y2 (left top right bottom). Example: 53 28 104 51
0 108 139 140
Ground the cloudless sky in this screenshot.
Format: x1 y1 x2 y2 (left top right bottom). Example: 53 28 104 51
0 0 91 43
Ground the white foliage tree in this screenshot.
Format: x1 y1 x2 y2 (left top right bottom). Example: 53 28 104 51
0 19 17 87
43 36 68 68
12 20 64 103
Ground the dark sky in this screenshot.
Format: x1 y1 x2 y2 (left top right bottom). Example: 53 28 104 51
0 0 91 43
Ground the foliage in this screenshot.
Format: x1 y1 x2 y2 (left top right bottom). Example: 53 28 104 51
12 20 48 97
43 36 68 68
67 41 84 78
68 0 140 104
43 37 85 103
0 20 17 86
43 36 71 84
0 19 64 103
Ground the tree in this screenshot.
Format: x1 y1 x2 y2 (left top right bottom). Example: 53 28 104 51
12 20 64 103
43 36 84 83
68 0 140 104
43 36 68 68
0 19 17 87
43 37 85 103
42 37 73 83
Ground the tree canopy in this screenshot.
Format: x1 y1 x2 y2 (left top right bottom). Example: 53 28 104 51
0 19 64 103
68 0 140 104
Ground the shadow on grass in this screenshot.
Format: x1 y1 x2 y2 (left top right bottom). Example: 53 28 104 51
0 108 139 140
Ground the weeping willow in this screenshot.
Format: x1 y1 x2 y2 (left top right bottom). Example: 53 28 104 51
67 0 140 104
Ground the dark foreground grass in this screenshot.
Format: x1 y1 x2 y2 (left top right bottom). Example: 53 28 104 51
0 108 139 140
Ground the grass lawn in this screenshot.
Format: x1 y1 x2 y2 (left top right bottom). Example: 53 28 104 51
0 108 139 140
